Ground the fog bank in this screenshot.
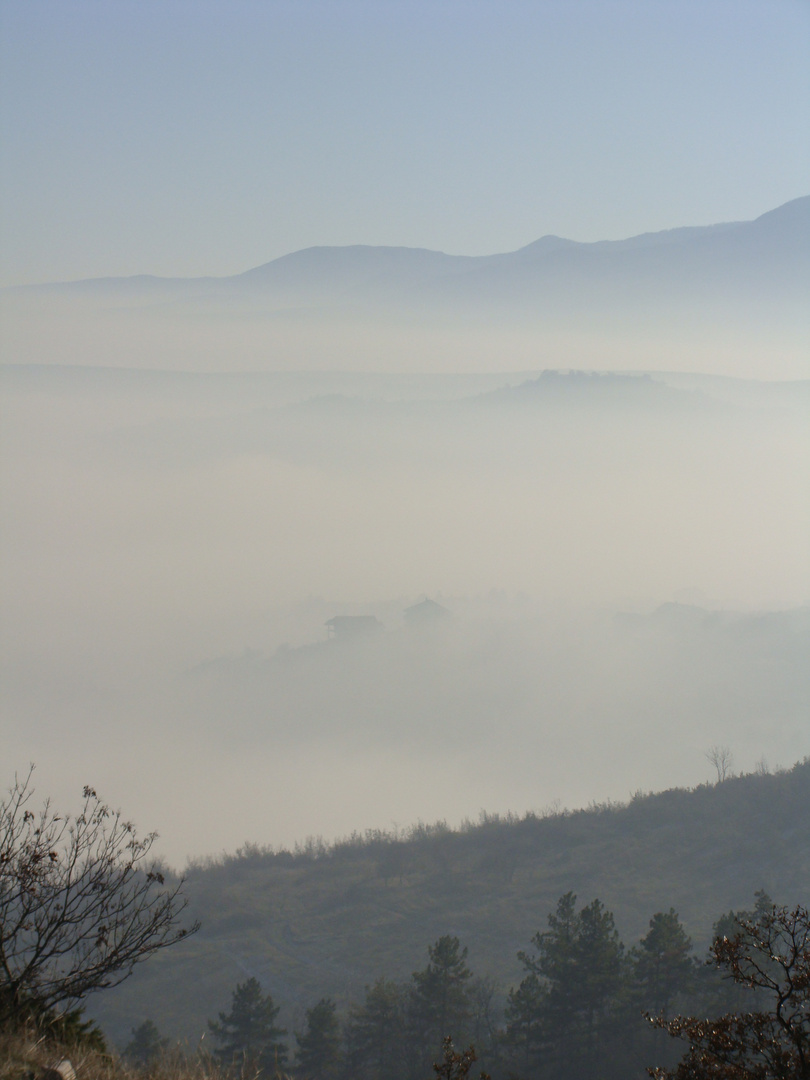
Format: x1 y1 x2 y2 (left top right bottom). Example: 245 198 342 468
1 366 808 862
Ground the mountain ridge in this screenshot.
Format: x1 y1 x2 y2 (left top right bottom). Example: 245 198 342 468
4 195 807 293
2 196 807 375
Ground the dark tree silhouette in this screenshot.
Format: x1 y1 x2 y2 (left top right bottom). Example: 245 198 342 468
123 1018 169 1068
0 767 198 1024
633 909 697 1016
410 936 474 1075
344 977 406 1080
506 892 629 1079
295 997 341 1078
208 977 288 1074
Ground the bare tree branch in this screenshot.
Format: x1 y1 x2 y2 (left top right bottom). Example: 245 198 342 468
706 746 734 784
0 767 199 1022
649 902 810 1078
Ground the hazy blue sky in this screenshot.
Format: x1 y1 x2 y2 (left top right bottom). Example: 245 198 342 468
1 0 808 285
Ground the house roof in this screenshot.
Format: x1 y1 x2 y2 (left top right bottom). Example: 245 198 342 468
403 598 450 622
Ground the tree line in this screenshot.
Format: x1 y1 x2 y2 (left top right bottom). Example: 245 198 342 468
125 889 807 1079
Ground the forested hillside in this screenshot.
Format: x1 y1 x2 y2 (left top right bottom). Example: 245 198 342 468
89 759 810 1058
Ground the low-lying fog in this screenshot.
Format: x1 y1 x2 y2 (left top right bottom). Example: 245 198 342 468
1 367 808 863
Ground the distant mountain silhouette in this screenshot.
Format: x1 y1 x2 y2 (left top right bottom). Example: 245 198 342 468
8 196 807 301
2 197 807 373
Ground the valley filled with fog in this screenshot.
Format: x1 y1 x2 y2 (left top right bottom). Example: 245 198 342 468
3 7 810 1073
2 364 807 863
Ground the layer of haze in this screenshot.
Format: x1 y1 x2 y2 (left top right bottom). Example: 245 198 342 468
1 367 808 863
1 0 809 286
3 196 809 378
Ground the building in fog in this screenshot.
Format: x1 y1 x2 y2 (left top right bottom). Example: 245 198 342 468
325 615 383 639
403 598 450 627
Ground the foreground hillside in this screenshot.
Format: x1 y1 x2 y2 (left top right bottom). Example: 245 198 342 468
89 760 810 1047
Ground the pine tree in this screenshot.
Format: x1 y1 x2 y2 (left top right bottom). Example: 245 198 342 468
344 978 407 1080
631 910 698 1072
208 977 287 1075
509 893 627 1080
123 1018 169 1068
295 997 341 1079
633 909 696 1016
409 936 474 1078
504 971 545 1076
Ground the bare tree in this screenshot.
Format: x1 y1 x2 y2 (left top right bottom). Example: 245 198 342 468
433 1036 491 1080
0 767 199 1023
649 902 810 1079
706 745 733 784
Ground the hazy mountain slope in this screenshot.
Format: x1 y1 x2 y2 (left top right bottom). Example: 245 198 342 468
87 760 810 1046
2 198 807 374
11 195 806 303
258 190 787 312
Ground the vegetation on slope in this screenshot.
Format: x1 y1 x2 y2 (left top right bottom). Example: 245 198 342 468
88 760 810 1047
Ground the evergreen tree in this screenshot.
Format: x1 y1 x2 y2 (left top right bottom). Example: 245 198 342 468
295 997 341 1079
504 971 545 1077
344 977 407 1080
123 1018 169 1068
633 909 696 1016
509 893 628 1080
469 975 501 1073
409 936 474 1078
576 895 627 1060
208 977 288 1075
631 910 698 1072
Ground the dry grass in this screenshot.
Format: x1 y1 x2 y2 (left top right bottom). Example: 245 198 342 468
0 1030 294 1080
1 1028 118 1080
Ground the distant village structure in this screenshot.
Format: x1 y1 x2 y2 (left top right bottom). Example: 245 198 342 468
324 600 450 641
325 615 383 639
403 598 450 627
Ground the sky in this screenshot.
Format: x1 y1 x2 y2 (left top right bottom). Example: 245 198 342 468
1 0 809 287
